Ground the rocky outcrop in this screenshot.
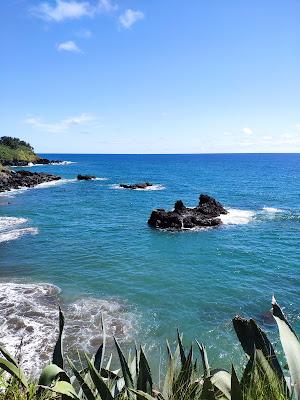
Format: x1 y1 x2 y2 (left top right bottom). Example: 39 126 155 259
0 169 61 192
77 174 96 180
148 194 228 230
120 182 153 190
2 158 62 167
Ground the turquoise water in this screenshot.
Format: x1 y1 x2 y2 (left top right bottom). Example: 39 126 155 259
0 154 299 371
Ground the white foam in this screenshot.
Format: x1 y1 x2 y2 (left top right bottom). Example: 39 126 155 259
0 282 136 375
10 161 76 168
111 184 165 191
94 177 109 181
34 178 77 189
0 178 76 197
0 216 38 243
262 207 283 213
220 208 255 225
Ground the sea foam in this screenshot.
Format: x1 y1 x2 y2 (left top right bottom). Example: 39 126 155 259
0 217 38 243
111 184 165 191
220 208 255 225
0 282 136 375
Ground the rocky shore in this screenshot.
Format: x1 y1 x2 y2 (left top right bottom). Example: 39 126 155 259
148 194 228 230
0 169 61 193
2 158 62 167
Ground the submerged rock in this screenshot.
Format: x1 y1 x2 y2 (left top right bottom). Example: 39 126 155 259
148 194 228 230
0 169 61 192
120 182 153 190
77 174 96 180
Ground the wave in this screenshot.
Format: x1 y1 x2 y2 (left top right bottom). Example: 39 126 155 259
0 179 77 197
111 184 165 191
0 282 136 375
262 207 283 213
0 217 38 243
220 208 255 225
94 177 109 181
11 161 76 168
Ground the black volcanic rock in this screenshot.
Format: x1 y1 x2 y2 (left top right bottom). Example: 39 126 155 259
120 182 153 190
148 194 228 230
77 174 96 180
2 158 62 167
0 169 61 193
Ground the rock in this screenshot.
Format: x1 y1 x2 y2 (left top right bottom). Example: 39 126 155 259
2 158 62 167
0 169 61 193
119 182 153 190
148 194 228 230
77 174 96 180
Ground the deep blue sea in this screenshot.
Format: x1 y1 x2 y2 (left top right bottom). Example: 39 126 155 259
0 154 299 373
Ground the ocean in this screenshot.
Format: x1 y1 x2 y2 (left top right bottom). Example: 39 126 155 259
0 153 299 374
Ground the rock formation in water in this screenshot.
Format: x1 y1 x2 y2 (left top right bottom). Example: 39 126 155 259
120 182 153 190
77 174 96 180
148 194 228 230
0 169 61 192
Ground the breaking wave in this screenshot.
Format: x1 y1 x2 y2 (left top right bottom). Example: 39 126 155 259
0 179 77 197
262 207 283 213
11 161 76 167
0 282 136 375
0 217 38 243
220 209 255 225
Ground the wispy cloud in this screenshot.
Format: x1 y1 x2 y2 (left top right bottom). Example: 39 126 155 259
119 9 144 29
242 127 253 135
56 40 82 52
25 113 94 133
31 0 117 22
76 28 92 38
223 131 232 136
98 0 118 13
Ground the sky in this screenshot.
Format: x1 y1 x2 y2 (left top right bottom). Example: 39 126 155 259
1 0 300 154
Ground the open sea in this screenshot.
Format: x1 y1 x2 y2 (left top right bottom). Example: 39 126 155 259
0 153 299 374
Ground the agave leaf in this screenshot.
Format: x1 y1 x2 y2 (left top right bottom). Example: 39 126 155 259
53 306 65 369
232 315 283 379
129 388 156 400
196 341 210 378
113 337 134 389
200 377 216 400
94 314 106 373
49 381 78 399
255 349 284 395
137 347 153 394
85 355 114 400
68 358 95 400
0 358 28 390
210 369 231 399
0 346 18 367
240 352 255 391
38 363 70 386
177 330 186 365
173 345 193 397
272 297 300 399
231 365 243 400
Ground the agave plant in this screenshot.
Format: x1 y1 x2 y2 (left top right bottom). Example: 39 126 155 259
0 297 300 400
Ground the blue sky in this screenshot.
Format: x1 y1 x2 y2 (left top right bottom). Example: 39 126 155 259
1 0 300 153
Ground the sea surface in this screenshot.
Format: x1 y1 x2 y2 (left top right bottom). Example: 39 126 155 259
0 154 299 374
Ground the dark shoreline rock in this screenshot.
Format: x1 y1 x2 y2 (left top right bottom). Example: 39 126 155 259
2 158 63 167
148 194 228 230
120 182 153 190
77 174 96 180
0 169 61 193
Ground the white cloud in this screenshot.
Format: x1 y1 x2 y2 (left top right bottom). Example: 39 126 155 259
25 113 94 133
98 0 118 13
31 0 95 22
31 0 117 22
242 127 253 135
119 9 144 29
56 40 82 52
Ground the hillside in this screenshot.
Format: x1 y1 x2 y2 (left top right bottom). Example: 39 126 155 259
0 136 39 166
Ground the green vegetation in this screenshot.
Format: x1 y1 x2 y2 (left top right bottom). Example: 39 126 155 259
0 136 39 165
0 298 299 399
